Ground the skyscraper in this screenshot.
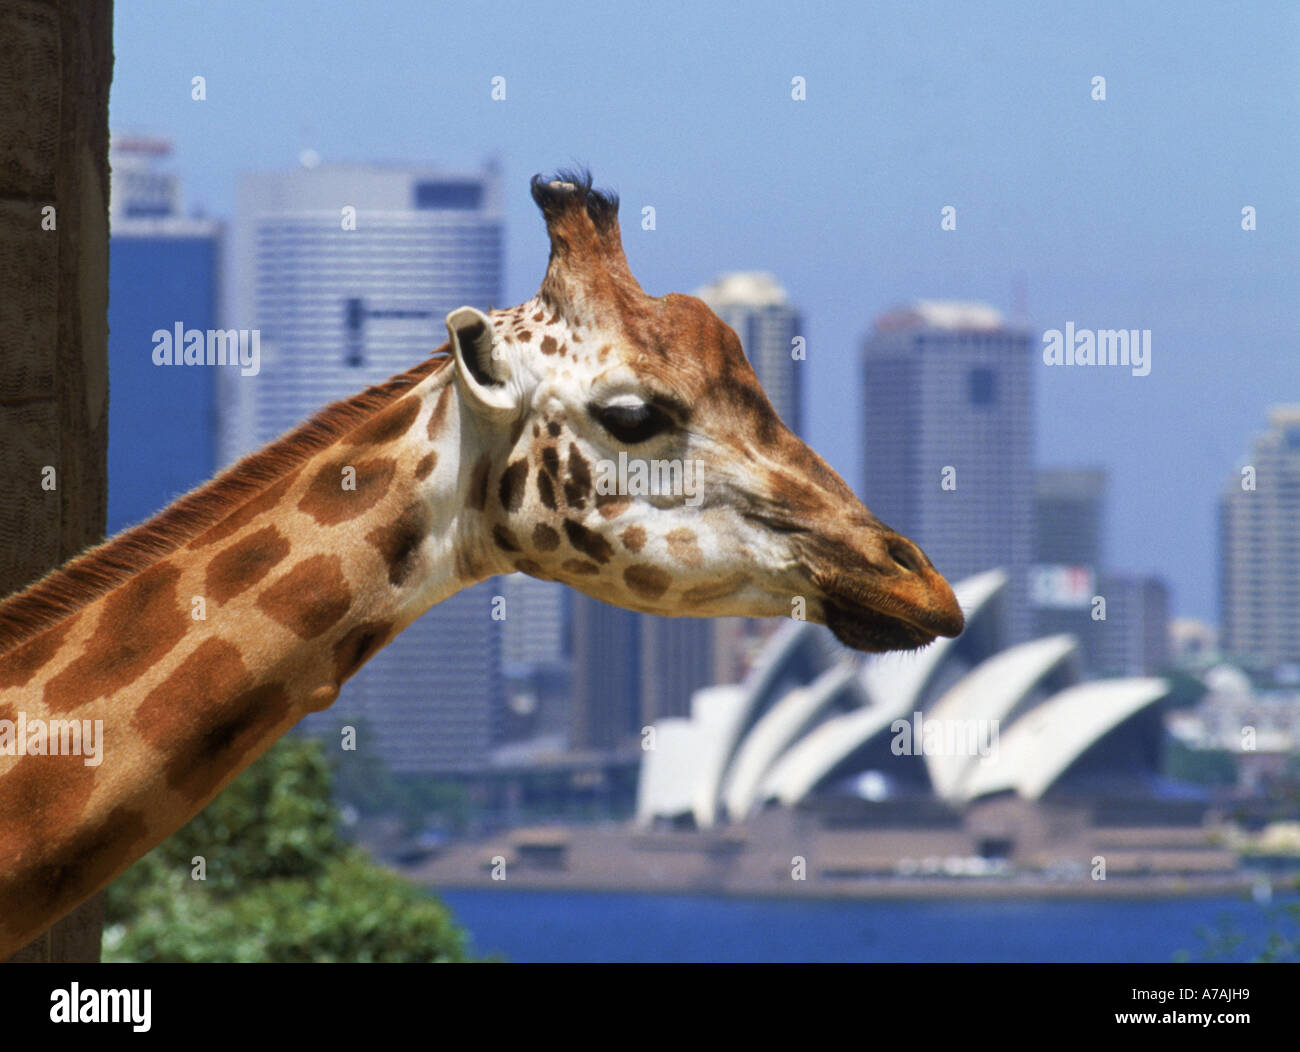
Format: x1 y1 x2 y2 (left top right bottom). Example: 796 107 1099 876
107 135 220 535
862 301 1035 643
1033 468 1106 660
1089 573 1171 676
570 593 641 750
221 161 506 773
1220 406 1300 669
639 615 714 727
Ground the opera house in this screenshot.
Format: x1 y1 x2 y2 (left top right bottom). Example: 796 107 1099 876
635 570 1235 880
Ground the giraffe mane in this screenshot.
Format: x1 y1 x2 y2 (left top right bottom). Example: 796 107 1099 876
0 350 453 658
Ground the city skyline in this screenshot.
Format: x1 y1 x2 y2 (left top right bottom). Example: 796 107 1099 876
108 0 1300 626
104 143 1287 672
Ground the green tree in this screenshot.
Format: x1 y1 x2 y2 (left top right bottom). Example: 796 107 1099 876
103 736 475 962
326 717 471 836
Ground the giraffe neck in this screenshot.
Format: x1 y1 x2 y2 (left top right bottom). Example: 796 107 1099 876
0 355 505 956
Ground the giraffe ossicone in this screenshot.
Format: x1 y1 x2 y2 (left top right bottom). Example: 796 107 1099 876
0 168 962 957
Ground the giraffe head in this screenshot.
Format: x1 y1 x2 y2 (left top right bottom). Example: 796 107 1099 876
449 171 963 652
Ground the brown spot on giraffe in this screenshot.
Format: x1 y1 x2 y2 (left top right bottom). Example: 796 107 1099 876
624 564 672 600
298 457 397 526
0 806 150 947
44 564 186 713
540 335 560 356
344 394 421 447
256 554 352 639
0 742 127 944
563 519 613 564
134 637 249 748
620 525 647 553
426 384 453 440
493 524 522 553
499 459 529 512
513 558 553 579
518 330 532 342
468 453 492 512
162 680 293 802
596 493 631 519
546 420 562 437
0 754 99 855
564 443 592 504
532 523 560 552
415 451 438 480
541 446 560 480
665 527 703 568
563 482 587 509
333 621 395 684
206 525 291 605
366 502 430 587
537 471 557 511
0 616 79 690
562 559 600 575
189 469 301 549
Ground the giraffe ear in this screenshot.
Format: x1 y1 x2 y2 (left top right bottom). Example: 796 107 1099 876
447 306 516 414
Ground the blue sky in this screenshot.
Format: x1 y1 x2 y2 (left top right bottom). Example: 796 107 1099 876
110 0 1300 623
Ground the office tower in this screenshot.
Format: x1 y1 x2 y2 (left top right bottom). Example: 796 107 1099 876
1032 468 1106 665
501 574 567 667
696 272 803 435
638 617 715 726
221 161 505 773
1089 573 1171 676
570 594 641 750
1221 406 1300 669
107 135 220 535
500 572 571 744
862 301 1035 643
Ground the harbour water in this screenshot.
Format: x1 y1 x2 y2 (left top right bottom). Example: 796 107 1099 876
435 888 1294 963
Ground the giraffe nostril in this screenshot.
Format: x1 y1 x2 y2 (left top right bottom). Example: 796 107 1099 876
887 539 922 574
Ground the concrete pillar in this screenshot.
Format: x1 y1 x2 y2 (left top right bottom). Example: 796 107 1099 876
0 0 113 962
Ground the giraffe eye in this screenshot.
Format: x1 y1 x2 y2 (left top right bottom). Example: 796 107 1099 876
591 401 673 444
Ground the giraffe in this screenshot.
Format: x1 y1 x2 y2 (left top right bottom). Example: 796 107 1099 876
0 170 963 956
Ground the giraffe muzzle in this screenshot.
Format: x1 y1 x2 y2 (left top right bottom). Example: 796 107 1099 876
808 538 965 653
